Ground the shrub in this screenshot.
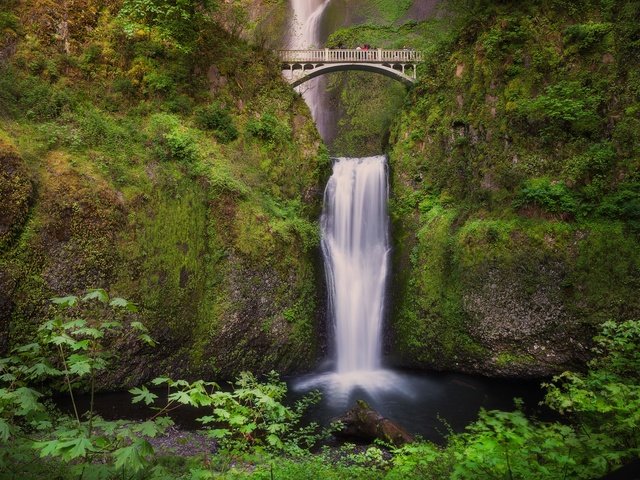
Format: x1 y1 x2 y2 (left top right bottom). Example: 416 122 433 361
147 113 199 162
564 22 614 52
564 142 616 201
514 177 577 217
143 70 175 95
164 127 199 162
597 183 640 227
515 81 602 137
246 112 291 146
194 103 238 143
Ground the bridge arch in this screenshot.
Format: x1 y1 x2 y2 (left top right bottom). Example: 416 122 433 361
277 49 423 88
287 63 416 87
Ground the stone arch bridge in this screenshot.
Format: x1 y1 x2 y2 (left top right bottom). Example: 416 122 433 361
277 49 423 87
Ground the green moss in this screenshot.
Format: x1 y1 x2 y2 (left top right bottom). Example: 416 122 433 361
0 2 328 384
495 352 535 368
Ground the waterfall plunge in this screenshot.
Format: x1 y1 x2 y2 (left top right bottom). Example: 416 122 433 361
322 156 389 373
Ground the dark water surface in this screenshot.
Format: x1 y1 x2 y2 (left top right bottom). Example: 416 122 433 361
56 369 549 444
289 368 550 443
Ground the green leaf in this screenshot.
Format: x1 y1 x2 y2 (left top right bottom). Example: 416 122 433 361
13 343 41 354
267 433 282 447
129 386 158 406
73 327 103 339
60 436 93 459
34 439 62 457
133 420 160 437
100 321 122 330
130 321 148 332
113 439 154 473
13 387 43 416
139 333 157 347
0 418 10 442
151 377 171 386
83 289 109 303
168 390 196 406
27 362 62 379
63 319 86 330
68 354 92 376
110 297 138 312
197 415 216 425
229 414 248 426
207 428 230 439
49 334 75 346
51 296 78 307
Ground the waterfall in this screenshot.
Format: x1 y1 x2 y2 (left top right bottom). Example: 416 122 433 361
295 155 407 405
322 156 389 373
289 3 410 405
288 0 332 140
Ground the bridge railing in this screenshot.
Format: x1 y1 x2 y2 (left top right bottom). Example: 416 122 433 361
278 49 423 63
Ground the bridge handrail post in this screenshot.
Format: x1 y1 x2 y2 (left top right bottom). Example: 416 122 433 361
377 48 382 61
325 48 329 62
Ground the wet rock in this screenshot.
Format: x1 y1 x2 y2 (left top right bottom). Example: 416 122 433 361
334 400 414 446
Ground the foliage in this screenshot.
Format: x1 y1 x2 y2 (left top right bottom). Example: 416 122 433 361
564 22 614 52
544 320 640 451
194 103 238 143
140 371 328 454
514 177 577 217
514 81 603 137
0 290 171 477
246 113 292 147
118 0 216 52
597 183 640 227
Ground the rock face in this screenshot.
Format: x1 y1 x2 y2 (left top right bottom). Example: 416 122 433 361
334 400 414 446
0 15 329 387
387 2 640 377
0 141 33 250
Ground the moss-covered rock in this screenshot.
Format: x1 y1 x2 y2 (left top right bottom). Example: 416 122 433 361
0 139 32 250
0 2 329 388
388 0 640 377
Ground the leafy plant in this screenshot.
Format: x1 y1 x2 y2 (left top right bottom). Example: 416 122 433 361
194 103 238 143
515 81 602 137
544 320 640 452
514 177 577 217
0 289 171 477
246 113 291 147
136 371 328 455
564 22 614 52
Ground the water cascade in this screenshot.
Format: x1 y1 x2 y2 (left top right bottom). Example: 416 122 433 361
288 0 332 140
322 156 389 373
295 155 411 406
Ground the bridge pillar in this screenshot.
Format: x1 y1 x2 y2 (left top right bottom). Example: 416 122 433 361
378 48 382 61
325 48 329 61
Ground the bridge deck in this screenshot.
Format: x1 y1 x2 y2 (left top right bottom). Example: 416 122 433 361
278 49 423 64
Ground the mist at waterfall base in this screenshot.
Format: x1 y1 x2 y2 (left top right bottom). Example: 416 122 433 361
290 156 546 441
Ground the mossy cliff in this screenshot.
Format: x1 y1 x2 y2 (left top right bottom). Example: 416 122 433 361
0 0 328 386
388 0 640 376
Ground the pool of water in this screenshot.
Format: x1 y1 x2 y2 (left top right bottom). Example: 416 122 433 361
56 368 549 444
289 368 550 442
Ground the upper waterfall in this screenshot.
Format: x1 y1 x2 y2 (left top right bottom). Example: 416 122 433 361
288 0 332 140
